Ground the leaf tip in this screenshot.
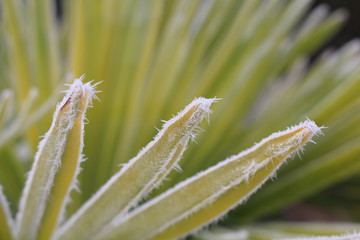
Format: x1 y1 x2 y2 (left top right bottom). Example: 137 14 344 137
298 118 325 142
59 76 100 112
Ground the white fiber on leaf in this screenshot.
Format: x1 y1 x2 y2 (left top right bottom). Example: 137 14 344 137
95 120 321 240
56 97 218 240
15 77 97 240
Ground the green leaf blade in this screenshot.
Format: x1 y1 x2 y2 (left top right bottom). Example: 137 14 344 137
14 77 95 240
97 120 321 240
56 97 217 240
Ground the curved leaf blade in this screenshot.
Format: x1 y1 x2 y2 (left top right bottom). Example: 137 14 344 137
56 97 217 240
15 77 96 240
97 120 321 240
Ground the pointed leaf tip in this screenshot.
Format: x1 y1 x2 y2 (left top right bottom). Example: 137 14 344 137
15 77 99 240
56 97 218 240
95 119 321 240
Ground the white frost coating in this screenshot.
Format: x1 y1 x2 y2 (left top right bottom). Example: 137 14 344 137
15 76 97 240
96 120 322 240
126 97 216 171
133 97 218 183
56 97 218 240
170 120 323 240
280 232 360 240
119 97 217 201
56 78 99 224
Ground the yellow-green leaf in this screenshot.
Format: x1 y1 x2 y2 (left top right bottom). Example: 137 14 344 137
97 120 321 240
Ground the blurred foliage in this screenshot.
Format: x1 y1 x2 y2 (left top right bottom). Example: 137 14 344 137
1 0 360 239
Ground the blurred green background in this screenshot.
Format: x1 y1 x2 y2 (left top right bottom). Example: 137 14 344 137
1 0 360 235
